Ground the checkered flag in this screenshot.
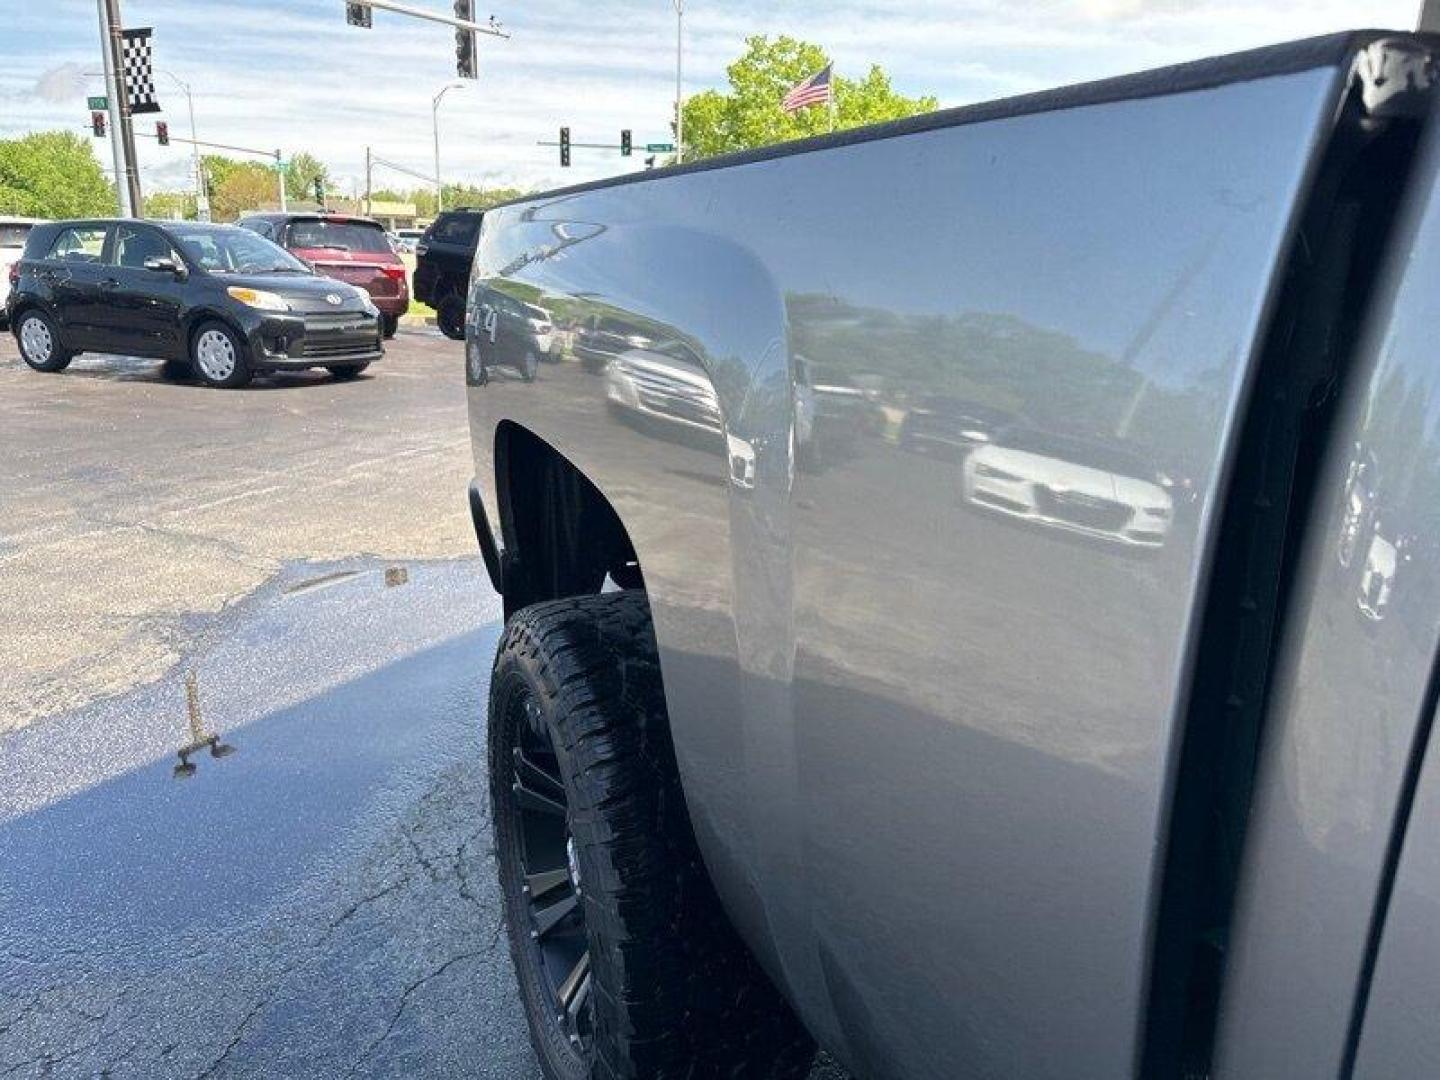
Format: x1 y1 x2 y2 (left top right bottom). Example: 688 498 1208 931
120 28 160 114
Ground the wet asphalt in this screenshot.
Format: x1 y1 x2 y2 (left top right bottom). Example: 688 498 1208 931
0 332 846 1079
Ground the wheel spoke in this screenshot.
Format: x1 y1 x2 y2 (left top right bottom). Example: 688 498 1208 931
513 747 565 800
556 950 591 1010
533 892 579 937
513 778 566 818
525 867 571 900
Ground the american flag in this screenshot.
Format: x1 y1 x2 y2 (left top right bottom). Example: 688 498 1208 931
781 63 833 113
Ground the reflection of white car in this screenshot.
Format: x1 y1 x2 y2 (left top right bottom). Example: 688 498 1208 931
606 342 721 435
0 217 43 327
963 433 1173 547
1358 530 1398 621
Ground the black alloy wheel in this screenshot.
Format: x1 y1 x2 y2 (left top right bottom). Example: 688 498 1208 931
490 592 816 1080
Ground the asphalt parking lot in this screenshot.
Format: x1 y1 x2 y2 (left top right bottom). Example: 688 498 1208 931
0 330 845 1078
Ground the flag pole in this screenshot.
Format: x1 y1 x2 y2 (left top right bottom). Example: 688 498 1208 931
828 64 837 133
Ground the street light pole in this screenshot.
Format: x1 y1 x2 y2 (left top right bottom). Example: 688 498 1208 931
432 82 465 215
673 0 685 164
159 71 209 221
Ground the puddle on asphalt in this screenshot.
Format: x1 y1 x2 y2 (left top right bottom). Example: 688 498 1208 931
282 568 365 596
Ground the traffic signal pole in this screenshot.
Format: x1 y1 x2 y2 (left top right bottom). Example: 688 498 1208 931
96 0 140 215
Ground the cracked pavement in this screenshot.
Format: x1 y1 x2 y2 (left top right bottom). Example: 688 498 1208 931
0 334 846 1079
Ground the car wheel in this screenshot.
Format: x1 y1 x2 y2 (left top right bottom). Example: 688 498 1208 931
190 321 252 389
520 350 539 382
14 310 72 372
327 363 369 380
437 295 466 341
491 591 816 1080
381 313 399 340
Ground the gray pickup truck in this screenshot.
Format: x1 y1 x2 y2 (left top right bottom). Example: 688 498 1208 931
465 31 1440 1080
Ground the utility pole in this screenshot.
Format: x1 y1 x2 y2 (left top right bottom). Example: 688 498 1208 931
673 0 685 164
433 81 466 214
275 150 288 211
365 146 373 217
97 0 141 215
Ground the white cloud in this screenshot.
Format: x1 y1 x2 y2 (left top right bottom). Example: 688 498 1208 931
0 0 1422 196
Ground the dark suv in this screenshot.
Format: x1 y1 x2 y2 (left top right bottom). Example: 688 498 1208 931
414 209 483 340
7 219 382 387
238 212 408 338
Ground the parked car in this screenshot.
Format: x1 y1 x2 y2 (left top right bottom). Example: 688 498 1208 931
468 285 553 381
414 208 483 340
0 217 43 329
462 31 1440 1080
238 212 407 339
389 227 424 254
7 219 382 387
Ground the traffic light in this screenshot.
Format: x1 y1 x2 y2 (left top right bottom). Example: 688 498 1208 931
91 111 106 138
454 0 477 79
345 2 372 27
314 177 325 205
156 121 169 146
560 126 570 168
621 129 632 157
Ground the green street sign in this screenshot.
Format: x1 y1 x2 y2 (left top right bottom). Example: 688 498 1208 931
645 143 675 153
87 96 108 110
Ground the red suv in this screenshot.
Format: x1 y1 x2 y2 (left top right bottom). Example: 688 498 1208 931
238 213 408 338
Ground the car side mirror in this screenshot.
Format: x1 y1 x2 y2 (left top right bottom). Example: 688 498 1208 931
144 256 186 279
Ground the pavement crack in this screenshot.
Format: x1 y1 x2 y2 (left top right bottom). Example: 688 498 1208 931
343 949 486 1078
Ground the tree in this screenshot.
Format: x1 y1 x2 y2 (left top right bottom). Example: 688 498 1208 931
143 190 194 219
201 155 277 220
284 151 329 202
0 131 115 217
680 36 938 160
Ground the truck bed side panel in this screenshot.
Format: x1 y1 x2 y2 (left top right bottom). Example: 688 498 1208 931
467 58 1349 1078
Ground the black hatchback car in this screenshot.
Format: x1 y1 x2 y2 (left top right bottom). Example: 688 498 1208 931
6 219 383 388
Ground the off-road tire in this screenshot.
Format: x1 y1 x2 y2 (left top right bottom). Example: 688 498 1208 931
490 591 816 1080
14 309 72 372
437 294 466 341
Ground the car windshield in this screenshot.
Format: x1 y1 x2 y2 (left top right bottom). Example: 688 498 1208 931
169 226 309 274
426 214 481 246
286 220 391 253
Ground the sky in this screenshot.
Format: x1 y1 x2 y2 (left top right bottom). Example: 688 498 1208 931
0 0 1423 199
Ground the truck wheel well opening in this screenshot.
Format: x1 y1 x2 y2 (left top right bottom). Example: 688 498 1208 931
494 421 644 617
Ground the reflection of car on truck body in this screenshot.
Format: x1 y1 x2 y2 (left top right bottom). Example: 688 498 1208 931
462 32 1440 1080
963 427 1175 548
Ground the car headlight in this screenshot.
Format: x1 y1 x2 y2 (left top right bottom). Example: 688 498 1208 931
227 286 289 312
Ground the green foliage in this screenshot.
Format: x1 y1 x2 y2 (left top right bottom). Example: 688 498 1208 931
201 155 277 220
0 131 115 218
284 151 328 201
143 190 195 220
681 36 937 160
367 183 528 218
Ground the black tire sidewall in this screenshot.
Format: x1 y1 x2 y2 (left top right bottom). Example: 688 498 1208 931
15 310 71 372
490 660 590 1080
190 320 252 389
326 363 369 380
381 313 399 339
